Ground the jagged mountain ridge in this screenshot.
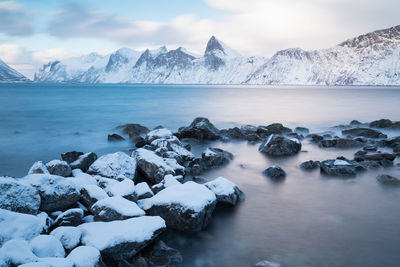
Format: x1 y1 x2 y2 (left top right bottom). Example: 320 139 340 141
34 25 400 85
0 60 29 82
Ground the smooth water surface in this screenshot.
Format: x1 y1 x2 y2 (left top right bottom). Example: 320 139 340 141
0 83 399 267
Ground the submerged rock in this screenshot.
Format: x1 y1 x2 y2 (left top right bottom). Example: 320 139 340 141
177 117 220 140
259 135 301 156
46 160 72 177
300 160 320 170
376 174 400 186
88 152 137 180
262 166 286 179
108 133 125 142
294 127 309 135
204 177 244 206
320 159 357 177
142 240 183 267
61 151 84 164
342 128 386 138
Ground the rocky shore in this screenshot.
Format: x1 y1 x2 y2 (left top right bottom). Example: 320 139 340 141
0 117 399 266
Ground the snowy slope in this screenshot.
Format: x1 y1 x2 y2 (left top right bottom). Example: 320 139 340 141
33 25 400 85
0 59 29 82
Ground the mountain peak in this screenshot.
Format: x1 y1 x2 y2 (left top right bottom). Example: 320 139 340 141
204 36 240 57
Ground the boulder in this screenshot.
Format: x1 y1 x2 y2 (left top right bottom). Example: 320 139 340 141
151 174 182 194
263 166 286 179
52 208 84 228
91 196 145 222
37 257 74 267
78 216 166 260
106 178 137 202
376 174 400 186
220 127 245 140
0 177 41 214
70 152 98 172
201 147 234 169
259 135 301 156
294 127 309 135
363 145 378 152
117 123 150 140
28 161 50 175
145 128 174 143
61 151 84 164
257 123 292 136
369 119 393 128
88 152 137 180
108 133 125 142
46 160 72 177
335 138 364 148
142 240 183 267
342 128 386 138
177 117 220 140
204 177 244 205
67 246 105 267
50 226 82 251
30 235 65 258
151 135 194 162
320 159 357 177
135 182 154 200
307 134 324 143
138 181 216 232
0 239 38 266
300 160 320 170
80 184 109 209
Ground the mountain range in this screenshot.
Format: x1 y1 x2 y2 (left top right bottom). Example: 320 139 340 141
1 25 400 85
0 60 30 82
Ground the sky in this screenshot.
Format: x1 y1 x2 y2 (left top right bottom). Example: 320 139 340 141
0 0 399 78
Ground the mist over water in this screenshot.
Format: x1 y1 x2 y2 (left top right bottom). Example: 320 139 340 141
0 83 400 266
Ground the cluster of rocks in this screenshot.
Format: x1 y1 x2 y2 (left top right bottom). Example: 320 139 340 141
0 119 246 266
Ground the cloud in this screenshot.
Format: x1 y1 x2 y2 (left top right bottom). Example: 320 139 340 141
0 0 34 35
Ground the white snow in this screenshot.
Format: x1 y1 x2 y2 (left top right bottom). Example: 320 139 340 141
0 239 37 265
107 178 135 197
135 182 153 198
88 152 137 180
30 235 65 258
28 161 49 175
70 169 98 189
91 196 145 217
45 160 68 168
66 246 101 267
334 159 351 166
37 257 74 267
203 148 217 157
81 184 108 201
78 216 166 250
133 148 175 173
138 181 216 213
204 177 237 196
50 226 82 251
146 128 173 142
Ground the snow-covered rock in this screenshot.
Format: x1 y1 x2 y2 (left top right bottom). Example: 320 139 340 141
80 184 108 209
45 160 72 177
106 178 137 201
50 226 82 251
69 169 98 190
70 152 98 172
78 216 166 260
138 181 216 232
178 117 220 140
258 135 301 156
0 239 37 266
204 177 244 206
37 257 74 267
67 246 104 267
320 159 357 177
151 174 182 194
91 196 145 221
151 135 194 162
145 128 174 143
30 235 65 258
135 182 154 200
0 177 41 214
52 208 84 228
28 161 50 175
87 152 137 180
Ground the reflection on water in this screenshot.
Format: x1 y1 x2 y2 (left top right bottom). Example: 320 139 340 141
0 83 400 266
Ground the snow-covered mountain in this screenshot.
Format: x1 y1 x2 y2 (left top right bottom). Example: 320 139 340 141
34 25 400 85
0 59 29 82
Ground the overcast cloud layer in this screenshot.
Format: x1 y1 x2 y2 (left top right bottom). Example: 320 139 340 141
0 0 399 78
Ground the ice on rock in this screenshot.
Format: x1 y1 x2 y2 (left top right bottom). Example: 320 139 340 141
30 235 66 258
91 196 145 221
88 152 137 180
0 239 37 266
67 246 102 267
50 226 82 251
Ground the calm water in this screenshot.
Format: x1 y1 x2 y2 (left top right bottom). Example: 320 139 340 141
0 83 400 267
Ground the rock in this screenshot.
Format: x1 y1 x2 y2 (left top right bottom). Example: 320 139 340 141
50 226 82 251
393 145 400 153
70 152 98 172
151 174 182 195
133 148 177 184
376 174 400 186
259 135 301 156
220 127 245 139
53 208 84 228
135 137 147 148
257 123 292 136
30 235 65 258
300 160 320 170
80 184 109 209
108 133 125 142
142 240 183 266
307 134 324 143
88 152 137 180
135 182 154 200
318 139 337 148
28 161 50 175
0 177 41 214
151 135 194 162
342 128 387 138
91 196 145 222
201 147 233 169
0 239 38 266
320 159 357 177
106 178 137 202
263 166 286 179
145 128 174 143
46 160 72 177
61 151 84 164
0 209 46 246
78 216 166 260
21 174 80 212
335 138 364 148
117 123 150 140
364 153 396 161
67 246 105 267
138 181 216 232
363 145 378 152
253 260 281 267
383 136 400 147
350 120 362 126
177 117 220 140
294 127 310 135
370 119 393 128
204 177 244 205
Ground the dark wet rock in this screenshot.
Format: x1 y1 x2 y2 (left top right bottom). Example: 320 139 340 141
184 144 191 151
135 137 147 148
363 145 378 152
0 177 41 214
300 160 320 170
342 128 387 138
262 166 286 179
204 177 244 206
370 119 393 128
221 127 244 139
354 160 381 170
294 127 309 135
91 196 145 222
28 161 50 175
320 159 357 177
117 123 150 140
142 240 183 267
70 152 98 172
52 208 84 229
319 139 337 148
335 138 364 148
257 123 292 136
393 145 400 153
192 176 209 184
201 147 233 169
61 151 84 164
307 134 324 143
376 174 400 186
364 153 396 161
46 160 72 177
177 117 220 140
383 136 400 147
259 135 301 156
108 133 125 142
350 120 362 126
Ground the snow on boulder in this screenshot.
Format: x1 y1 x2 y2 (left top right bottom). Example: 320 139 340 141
52 208 84 229
135 182 154 200
67 246 104 267
0 239 37 266
0 177 41 214
145 128 174 143
87 152 137 180
177 117 220 140
70 169 98 190
50 226 82 251
78 216 166 260
91 196 145 222
106 178 137 202
30 235 65 258
21 174 80 212
45 160 72 177
204 177 244 206
37 257 74 267
258 135 301 156
70 152 98 172
133 148 176 184
28 161 50 175
0 209 46 246
138 181 216 232
320 159 357 177
151 174 182 194
151 136 194 161
80 184 108 209
19 263 51 267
